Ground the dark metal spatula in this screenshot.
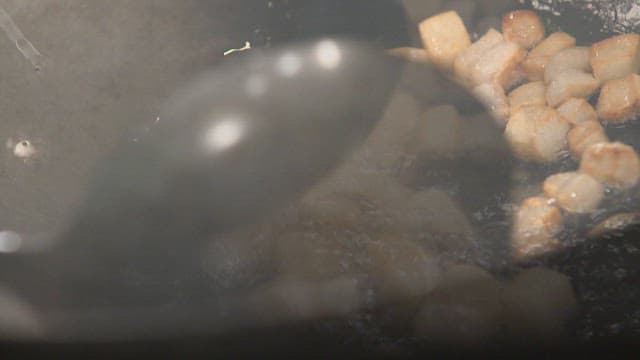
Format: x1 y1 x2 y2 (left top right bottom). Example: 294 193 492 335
0 39 402 309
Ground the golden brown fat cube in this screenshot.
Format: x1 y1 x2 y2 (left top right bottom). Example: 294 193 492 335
469 41 527 89
544 46 591 84
567 121 609 159
556 98 598 126
543 172 605 214
590 34 640 82
580 142 640 190
387 47 431 65
472 82 510 125
546 70 600 108
453 28 505 86
508 81 547 112
522 32 576 81
597 73 640 124
502 10 545 49
511 197 564 263
419 11 471 71
531 108 571 162
504 106 570 163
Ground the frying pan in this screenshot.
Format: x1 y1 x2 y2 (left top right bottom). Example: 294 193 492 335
1 0 639 356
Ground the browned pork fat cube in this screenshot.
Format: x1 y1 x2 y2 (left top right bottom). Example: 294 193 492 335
454 28 504 86
508 81 546 112
580 142 640 190
590 34 640 82
504 106 570 162
419 11 472 71
556 98 598 126
527 32 577 57
522 32 576 81
531 108 571 162
502 10 545 49
470 41 527 88
544 47 591 84
597 73 640 124
504 106 540 159
387 47 431 64
512 197 564 262
567 121 609 159
543 172 605 214
546 70 600 107
472 82 510 124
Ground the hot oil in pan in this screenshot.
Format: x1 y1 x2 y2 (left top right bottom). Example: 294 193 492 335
0 0 637 350
524 0 640 39
231 1 640 349
515 0 640 341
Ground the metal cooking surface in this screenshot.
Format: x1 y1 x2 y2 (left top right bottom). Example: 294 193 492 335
0 0 256 234
526 0 640 37
0 0 639 353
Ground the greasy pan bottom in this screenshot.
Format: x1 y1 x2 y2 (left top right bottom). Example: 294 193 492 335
0 0 640 355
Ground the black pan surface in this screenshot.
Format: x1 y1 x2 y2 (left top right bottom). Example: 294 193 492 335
1 0 640 356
